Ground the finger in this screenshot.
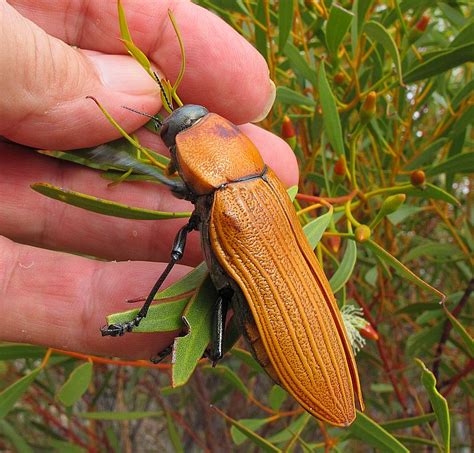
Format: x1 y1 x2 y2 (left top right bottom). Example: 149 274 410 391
0 142 201 265
0 235 192 359
9 0 274 125
238 124 298 188
0 2 163 150
0 127 297 262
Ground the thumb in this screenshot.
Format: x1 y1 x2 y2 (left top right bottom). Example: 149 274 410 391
0 2 161 150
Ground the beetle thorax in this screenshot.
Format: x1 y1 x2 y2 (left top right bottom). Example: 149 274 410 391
174 113 265 195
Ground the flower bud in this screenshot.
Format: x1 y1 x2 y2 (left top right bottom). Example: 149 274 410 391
359 323 379 341
408 15 429 43
334 72 345 85
360 91 377 124
410 170 426 186
334 156 346 176
281 115 296 149
370 194 406 230
327 235 341 253
355 225 371 243
415 15 430 32
381 194 406 216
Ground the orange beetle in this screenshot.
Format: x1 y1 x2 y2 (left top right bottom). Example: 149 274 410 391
100 104 364 426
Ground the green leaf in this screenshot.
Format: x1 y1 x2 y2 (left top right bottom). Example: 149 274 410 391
231 348 265 374
318 63 345 156
370 383 394 393
267 413 308 444
403 43 474 84
31 183 191 220
347 411 409 452
439 2 467 29
0 420 33 453
326 4 353 56
203 365 249 396
395 303 442 317
268 385 288 412
117 0 153 79
365 265 378 286
369 183 460 207
214 408 280 452
363 21 403 85
450 105 474 137
278 0 294 52
41 141 170 170
351 0 375 57
330 239 357 293
450 19 474 48
287 185 298 201
154 262 208 299
415 359 450 452
0 344 47 360
406 324 443 357
352 0 375 37
395 436 439 447
117 0 132 43
0 367 41 418
78 411 163 420
166 412 184 453
230 417 273 446
56 362 93 407
381 413 437 431
408 183 460 206
276 86 316 107
443 305 474 358
403 242 463 262
283 42 317 86
425 152 474 177
387 206 423 225
172 276 217 387
254 0 268 61
403 138 449 171
49 440 86 453
107 297 188 333
452 79 474 109
365 240 446 301
303 207 333 249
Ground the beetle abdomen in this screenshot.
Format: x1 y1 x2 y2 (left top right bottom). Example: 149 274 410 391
209 168 363 426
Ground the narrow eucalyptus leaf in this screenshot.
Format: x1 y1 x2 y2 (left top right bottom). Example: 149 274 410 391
31 183 190 220
172 276 217 387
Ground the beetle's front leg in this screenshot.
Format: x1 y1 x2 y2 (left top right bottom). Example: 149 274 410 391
101 215 199 337
209 288 233 366
150 345 173 364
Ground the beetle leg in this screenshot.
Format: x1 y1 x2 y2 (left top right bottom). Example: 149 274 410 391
101 215 200 337
209 288 233 366
150 345 173 364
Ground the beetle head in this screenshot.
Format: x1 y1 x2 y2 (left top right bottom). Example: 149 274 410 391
160 105 209 148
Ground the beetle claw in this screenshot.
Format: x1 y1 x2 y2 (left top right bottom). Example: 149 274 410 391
101 323 125 337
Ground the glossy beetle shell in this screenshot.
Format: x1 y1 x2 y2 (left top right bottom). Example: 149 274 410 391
175 112 364 426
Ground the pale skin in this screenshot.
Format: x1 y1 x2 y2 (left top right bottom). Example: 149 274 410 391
0 0 298 359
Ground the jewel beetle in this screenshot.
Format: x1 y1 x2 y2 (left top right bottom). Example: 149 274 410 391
99 102 364 426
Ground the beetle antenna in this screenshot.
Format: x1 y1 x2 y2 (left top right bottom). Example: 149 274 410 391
154 72 174 112
121 106 163 128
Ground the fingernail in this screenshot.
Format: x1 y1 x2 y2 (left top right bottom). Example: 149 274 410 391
88 54 159 95
251 80 276 122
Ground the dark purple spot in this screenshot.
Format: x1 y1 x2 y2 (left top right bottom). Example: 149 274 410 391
213 123 239 138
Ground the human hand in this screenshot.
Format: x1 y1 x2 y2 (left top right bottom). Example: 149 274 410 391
0 1 298 359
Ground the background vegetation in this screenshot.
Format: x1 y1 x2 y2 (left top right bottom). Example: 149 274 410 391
1 0 473 451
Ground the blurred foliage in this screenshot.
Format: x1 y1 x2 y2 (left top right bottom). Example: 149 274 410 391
1 0 473 451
